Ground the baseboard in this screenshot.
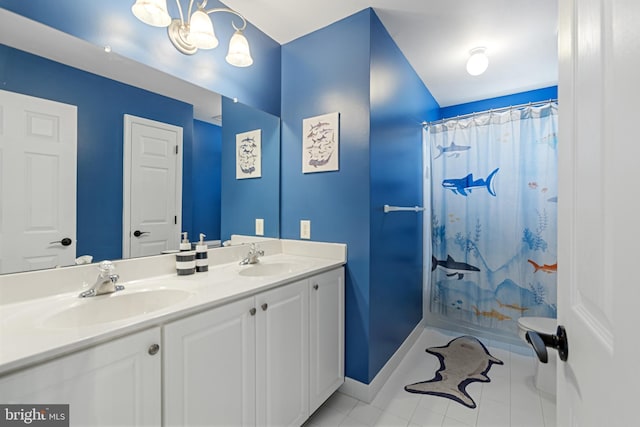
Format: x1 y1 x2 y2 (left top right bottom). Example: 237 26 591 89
339 318 425 403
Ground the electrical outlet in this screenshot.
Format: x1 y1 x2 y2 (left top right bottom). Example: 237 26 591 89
300 220 311 239
255 218 264 236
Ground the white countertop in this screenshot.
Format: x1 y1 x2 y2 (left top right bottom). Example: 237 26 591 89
0 239 346 376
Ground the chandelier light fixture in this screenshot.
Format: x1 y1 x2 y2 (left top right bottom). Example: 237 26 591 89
131 0 254 67
466 47 488 76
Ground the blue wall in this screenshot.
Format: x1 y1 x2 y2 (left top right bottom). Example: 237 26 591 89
0 0 282 116
3 1 560 385
439 86 558 119
281 9 440 383
192 120 222 241
368 13 440 379
281 10 372 382
0 44 196 261
221 97 280 240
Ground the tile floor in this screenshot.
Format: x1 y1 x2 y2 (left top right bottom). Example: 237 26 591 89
305 327 556 427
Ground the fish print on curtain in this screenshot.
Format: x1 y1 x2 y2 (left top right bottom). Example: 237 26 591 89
429 103 558 337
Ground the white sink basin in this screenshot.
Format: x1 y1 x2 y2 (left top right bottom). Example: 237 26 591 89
238 262 301 277
43 289 192 328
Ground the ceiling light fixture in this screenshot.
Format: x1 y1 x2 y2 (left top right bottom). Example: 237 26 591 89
131 0 253 67
466 47 488 76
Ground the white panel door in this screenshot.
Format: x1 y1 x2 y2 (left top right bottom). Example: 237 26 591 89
0 89 76 274
0 328 161 427
163 297 257 427
256 280 309 427
309 268 345 413
123 115 182 258
558 0 640 425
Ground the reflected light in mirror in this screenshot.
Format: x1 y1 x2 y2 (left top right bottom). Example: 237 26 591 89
131 0 171 27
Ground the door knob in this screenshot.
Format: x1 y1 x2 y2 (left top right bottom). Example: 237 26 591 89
261 303 268 311
133 230 150 237
50 237 72 246
525 325 569 363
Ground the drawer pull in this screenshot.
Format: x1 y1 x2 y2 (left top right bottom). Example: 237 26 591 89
148 344 160 356
261 303 268 311
313 284 319 290
250 308 257 316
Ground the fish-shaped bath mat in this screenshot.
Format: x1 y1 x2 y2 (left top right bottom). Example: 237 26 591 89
405 335 503 408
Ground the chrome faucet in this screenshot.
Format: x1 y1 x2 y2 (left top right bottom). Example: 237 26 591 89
239 243 264 265
79 261 124 298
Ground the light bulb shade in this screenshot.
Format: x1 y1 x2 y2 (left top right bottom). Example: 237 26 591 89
466 48 489 76
131 0 171 27
187 10 218 49
226 30 253 67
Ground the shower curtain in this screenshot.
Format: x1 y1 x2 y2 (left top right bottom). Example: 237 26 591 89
428 102 558 337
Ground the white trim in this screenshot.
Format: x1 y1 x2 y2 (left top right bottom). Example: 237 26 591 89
339 319 425 403
422 127 431 320
122 114 183 259
123 115 133 259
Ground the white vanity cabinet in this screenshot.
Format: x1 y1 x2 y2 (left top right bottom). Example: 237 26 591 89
0 265 344 427
255 278 310 427
163 295 257 426
309 267 345 413
163 267 344 427
0 327 161 427
164 279 309 427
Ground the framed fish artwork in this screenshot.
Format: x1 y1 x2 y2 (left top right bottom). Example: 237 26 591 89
236 129 261 179
302 112 339 173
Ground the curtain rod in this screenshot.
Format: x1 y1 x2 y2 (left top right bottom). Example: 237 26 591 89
424 98 558 127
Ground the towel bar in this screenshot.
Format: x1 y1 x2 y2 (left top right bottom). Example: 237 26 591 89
383 204 425 213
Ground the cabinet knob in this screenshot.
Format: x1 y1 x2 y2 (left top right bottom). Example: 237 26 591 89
261 303 268 311
313 284 319 290
250 308 257 316
148 343 160 355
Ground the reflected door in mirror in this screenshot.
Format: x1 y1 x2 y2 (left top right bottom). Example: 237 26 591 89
0 90 77 274
123 115 182 258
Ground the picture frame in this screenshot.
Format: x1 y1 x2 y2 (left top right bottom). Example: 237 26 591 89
302 112 339 173
236 129 262 179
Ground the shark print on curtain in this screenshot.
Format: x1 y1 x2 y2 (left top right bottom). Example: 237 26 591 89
429 102 558 338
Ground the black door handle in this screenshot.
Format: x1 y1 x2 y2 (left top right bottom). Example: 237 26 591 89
50 237 72 246
133 230 150 237
525 325 569 363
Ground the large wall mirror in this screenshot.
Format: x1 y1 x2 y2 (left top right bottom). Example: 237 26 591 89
0 10 280 275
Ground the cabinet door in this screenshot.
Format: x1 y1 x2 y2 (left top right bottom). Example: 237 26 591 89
0 328 161 427
256 280 309 427
164 297 256 427
309 267 345 413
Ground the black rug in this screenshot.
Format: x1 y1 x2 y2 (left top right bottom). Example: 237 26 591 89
405 335 503 408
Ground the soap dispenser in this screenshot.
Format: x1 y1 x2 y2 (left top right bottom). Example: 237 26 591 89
195 233 208 272
180 232 191 251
